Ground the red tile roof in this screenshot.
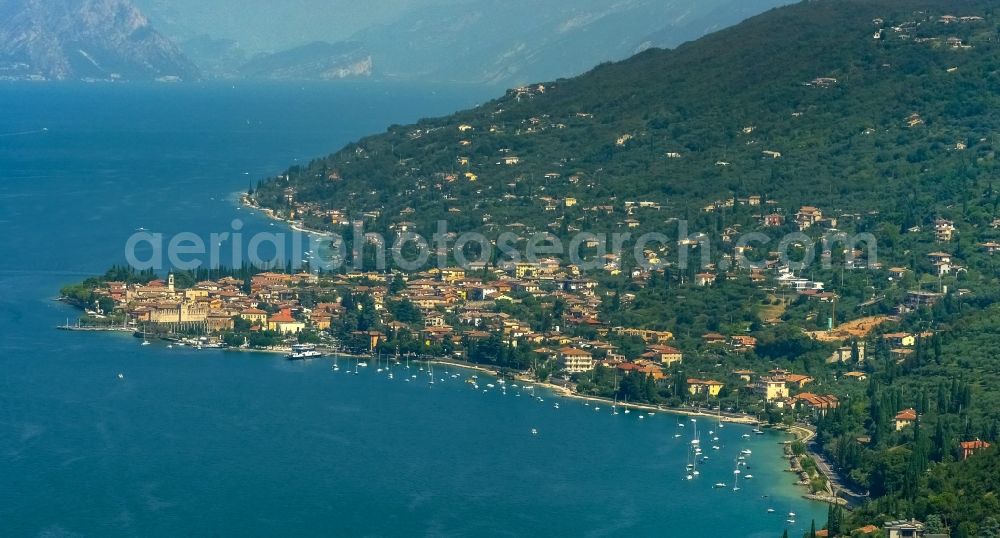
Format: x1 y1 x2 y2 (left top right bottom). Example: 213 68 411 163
269 309 295 323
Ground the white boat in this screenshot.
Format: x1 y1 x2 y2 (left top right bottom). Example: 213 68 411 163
531 428 538 436
714 483 727 488
767 508 775 513
744 474 754 479
287 343 323 360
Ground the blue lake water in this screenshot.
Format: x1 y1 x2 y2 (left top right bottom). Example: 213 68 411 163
0 83 826 536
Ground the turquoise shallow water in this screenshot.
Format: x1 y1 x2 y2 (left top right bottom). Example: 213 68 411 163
0 83 826 537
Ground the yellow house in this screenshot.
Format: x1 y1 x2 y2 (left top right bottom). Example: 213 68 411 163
268 309 304 334
515 262 540 278
440 267 466 283
310 314 332 331
687 379 724 397
646 345 683 366
883 332 916 347
756 376 789 402
240 307 268 325
895 408 917 431
564 197 577 207
367 331 384 352
559 347 594 373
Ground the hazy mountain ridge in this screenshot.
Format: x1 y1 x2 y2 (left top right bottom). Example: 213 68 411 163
125 0 795 84
349 0 796 85
0 0 795 84
0 0 198 81
237 41 373 80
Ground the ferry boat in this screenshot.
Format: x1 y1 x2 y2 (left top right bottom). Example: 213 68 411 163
287 343 324 360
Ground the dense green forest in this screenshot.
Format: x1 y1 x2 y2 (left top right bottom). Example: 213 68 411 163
255 0 1000 245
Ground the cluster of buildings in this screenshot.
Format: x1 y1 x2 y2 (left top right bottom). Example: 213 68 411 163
745 369 844 415
93 260 696 379
99 271 330 335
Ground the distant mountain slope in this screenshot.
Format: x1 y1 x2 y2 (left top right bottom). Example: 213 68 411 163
132 0 792 83
0 0 198 81
176 35 247 79
352 0 795 85
253 0 1000 238
237 41 372 80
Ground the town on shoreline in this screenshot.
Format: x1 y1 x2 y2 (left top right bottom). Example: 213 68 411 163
60 251 862 510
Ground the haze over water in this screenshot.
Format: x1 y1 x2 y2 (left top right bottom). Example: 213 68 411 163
0 83 825 536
